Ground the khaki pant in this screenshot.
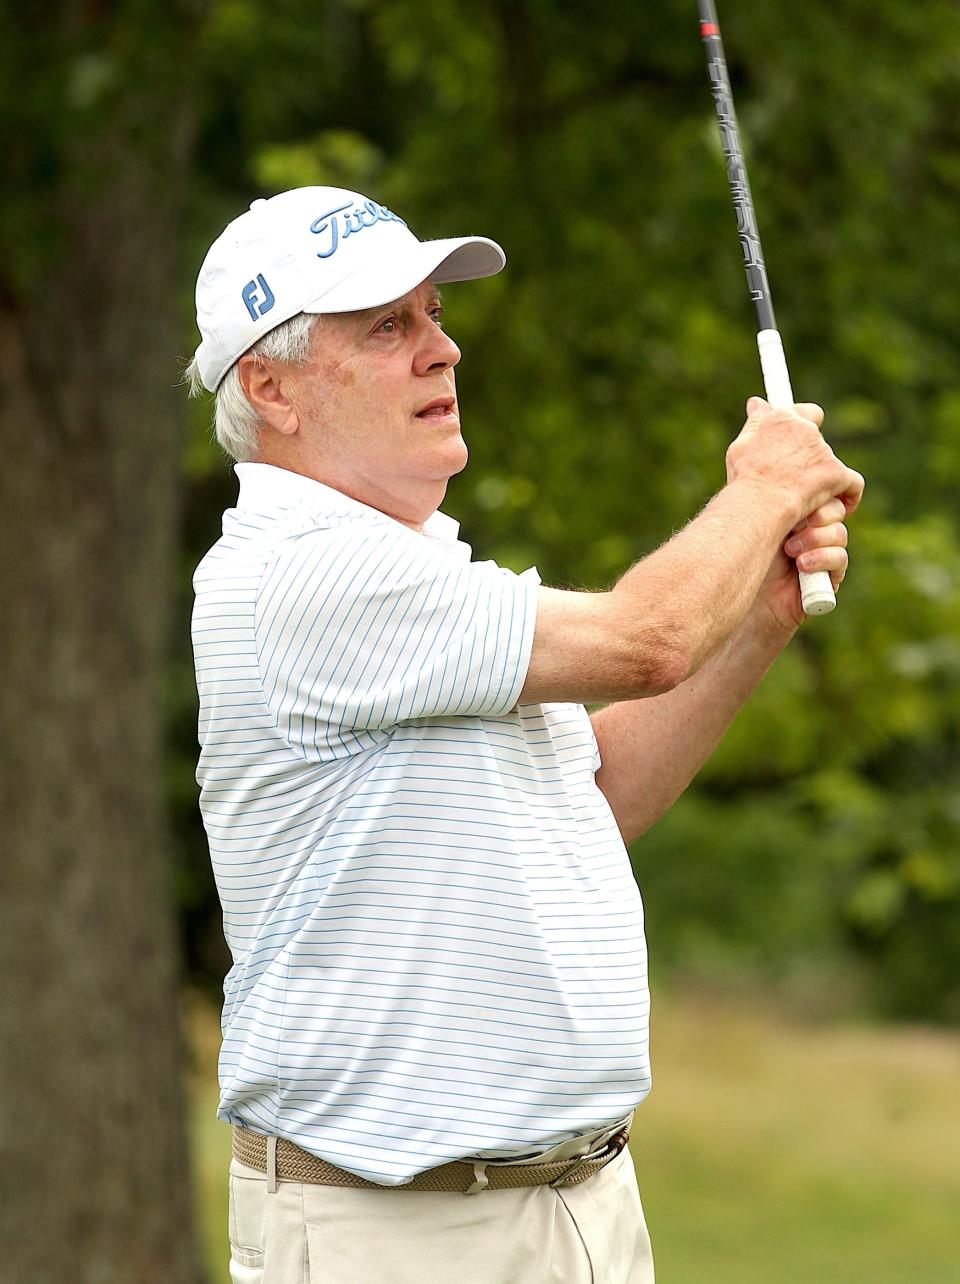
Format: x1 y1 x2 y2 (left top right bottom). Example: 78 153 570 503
228 1119 655 1283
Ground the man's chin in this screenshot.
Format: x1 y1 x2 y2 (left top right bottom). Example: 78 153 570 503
450 441 469 476
426 439 468 482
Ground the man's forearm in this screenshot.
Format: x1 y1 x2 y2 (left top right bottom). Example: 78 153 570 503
605 477 801 693
520 400 863 709
590 605 796 846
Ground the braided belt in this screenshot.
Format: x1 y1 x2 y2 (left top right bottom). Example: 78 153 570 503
232 1124 630 1193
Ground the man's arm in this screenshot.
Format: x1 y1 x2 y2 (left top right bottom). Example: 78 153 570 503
590 494 851 844
517 400 863 708
590 606 788 845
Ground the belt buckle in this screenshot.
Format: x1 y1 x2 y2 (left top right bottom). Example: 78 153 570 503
548 1127 630 1189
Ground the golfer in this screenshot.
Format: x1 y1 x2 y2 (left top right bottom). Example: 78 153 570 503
187 186 862 1284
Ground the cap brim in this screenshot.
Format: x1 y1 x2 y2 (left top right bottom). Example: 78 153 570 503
302 236 505 316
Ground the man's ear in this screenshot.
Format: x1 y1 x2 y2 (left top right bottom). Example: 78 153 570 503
238 355 300 437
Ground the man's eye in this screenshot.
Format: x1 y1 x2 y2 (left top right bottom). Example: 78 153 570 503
430 307 444 326
377 316 399 333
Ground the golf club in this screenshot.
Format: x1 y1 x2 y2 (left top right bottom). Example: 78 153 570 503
698 0 837 615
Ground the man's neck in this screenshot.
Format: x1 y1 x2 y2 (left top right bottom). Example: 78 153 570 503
250 455 437 533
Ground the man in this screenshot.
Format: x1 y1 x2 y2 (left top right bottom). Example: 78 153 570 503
187 186 862 1284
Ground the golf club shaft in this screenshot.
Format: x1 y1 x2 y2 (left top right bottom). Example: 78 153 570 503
697 0 836 616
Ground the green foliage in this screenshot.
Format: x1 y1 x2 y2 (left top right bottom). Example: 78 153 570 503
168 0 960 1020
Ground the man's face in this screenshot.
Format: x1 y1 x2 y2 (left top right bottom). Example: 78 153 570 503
283 279 465 526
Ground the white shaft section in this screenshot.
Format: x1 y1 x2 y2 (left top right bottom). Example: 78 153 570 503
756 329 837 616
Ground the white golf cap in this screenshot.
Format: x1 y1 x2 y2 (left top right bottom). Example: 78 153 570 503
193 186 506 391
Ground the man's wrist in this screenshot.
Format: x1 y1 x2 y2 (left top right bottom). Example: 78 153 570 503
724 475 804 533
743 593 801 654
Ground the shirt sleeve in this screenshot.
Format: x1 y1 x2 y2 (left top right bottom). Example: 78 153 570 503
254 525 541 761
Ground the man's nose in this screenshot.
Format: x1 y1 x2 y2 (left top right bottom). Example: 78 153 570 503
414 325 461 376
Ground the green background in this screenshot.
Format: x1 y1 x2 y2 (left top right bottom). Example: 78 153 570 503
161 0 960 1022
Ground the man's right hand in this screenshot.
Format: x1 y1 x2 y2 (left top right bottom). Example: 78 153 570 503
726 395 864 524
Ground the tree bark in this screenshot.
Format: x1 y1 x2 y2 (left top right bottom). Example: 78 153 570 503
0 7 208 1281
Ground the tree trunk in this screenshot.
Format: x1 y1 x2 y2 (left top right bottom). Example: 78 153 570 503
0 7 207 1281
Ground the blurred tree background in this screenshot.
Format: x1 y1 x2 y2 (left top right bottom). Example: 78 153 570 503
4 0 960 1279
167 0 960 1023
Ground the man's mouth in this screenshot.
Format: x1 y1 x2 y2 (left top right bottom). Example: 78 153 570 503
415 397 456 420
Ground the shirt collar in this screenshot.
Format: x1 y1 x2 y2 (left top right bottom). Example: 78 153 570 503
233 462 463 546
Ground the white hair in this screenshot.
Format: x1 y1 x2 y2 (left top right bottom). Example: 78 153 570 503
183 312 322 462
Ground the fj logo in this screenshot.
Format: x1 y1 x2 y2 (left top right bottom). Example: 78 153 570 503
241 274 275 321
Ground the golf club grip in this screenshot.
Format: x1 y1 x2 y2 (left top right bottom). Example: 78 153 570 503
756 329 837 616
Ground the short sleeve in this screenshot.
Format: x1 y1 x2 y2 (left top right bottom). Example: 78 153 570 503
255 526 540 761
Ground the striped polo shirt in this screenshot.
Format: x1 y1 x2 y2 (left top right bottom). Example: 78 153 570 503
192 462 651 1185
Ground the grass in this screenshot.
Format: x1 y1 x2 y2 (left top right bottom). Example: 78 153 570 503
634 988 960 1283
186 987 960 1283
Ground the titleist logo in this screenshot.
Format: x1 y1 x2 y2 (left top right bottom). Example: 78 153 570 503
310 200 406 259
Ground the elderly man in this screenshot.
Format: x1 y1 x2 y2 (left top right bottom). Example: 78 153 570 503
187 186 861 1284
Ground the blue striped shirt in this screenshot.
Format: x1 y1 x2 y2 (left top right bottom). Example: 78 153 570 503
192 462 651 1185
